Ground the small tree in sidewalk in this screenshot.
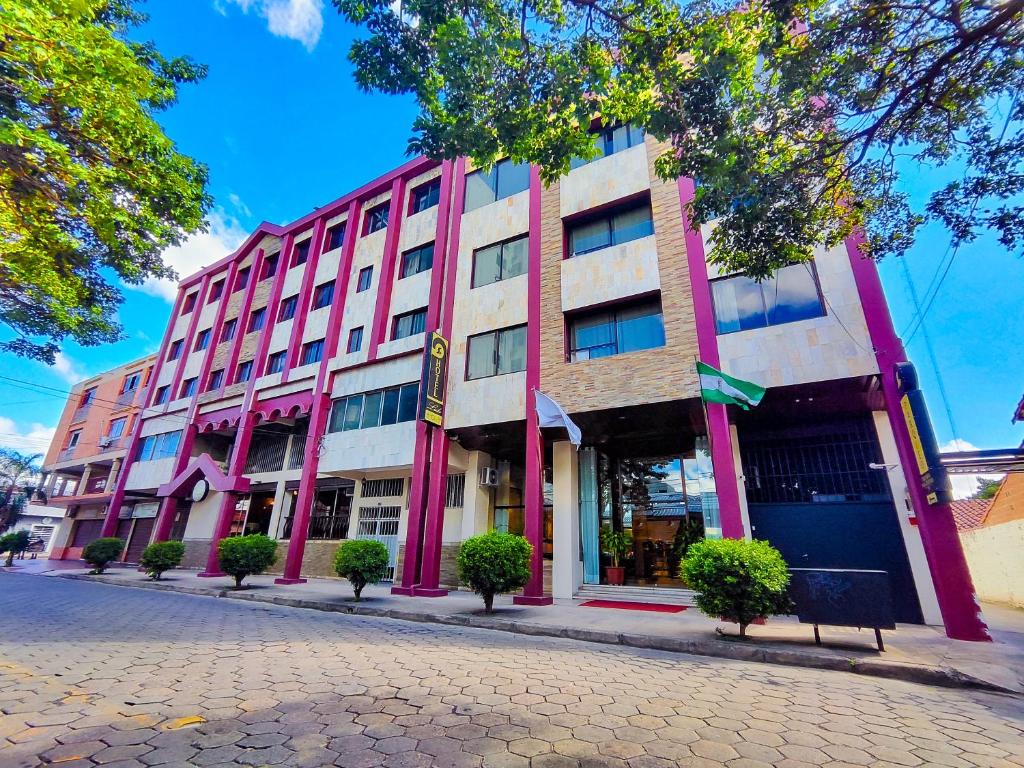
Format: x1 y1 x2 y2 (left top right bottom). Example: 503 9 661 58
457 531 532 614
218 534 277 589
82 537 125 574
0 530 31 567
334 539 390 601
140 540 185 580
682 538 793 639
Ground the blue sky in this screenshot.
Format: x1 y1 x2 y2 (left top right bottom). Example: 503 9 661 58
1 1 1021 492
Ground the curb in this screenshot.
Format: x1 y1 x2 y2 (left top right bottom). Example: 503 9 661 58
48 572 1021 695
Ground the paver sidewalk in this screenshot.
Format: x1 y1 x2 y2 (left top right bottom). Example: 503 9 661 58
8 558 1024 695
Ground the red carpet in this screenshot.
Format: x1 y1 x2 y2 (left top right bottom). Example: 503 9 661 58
579 599 687 613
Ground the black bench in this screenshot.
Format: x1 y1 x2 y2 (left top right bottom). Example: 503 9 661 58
788 568 896 651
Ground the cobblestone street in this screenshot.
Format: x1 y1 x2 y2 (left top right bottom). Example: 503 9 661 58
2 574 1022 768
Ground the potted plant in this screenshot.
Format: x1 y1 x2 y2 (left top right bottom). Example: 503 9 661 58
600 528 632 586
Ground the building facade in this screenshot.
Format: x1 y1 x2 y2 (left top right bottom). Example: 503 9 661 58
42 355 158 562
63 132 984 636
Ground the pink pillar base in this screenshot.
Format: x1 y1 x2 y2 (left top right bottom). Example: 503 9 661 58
390 586 416 596
274 577 307 585
412 587 448 597
513 595 554 606
197 571 226 578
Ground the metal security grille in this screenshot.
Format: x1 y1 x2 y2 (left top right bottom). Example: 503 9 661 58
356 506 401 580
740 416 891 504
361 478 404 498
445 473 465 508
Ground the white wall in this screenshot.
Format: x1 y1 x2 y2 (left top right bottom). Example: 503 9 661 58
123 457 176 491
960 521 1024 608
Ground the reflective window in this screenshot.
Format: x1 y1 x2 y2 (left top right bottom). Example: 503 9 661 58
356 266 373 292
400 243 434 279
278 295 298 322
326 224 346 251
364 202 390 235
569 299 666 361
292 239 311 267
236 361 253 383
570 123 646 169
181 377 198 398
301 339 324 365
392 308 427 340
207 369 224 391
568 201 654 256
711 263 825 334
347 326 363 353
466 325 527 380
464 159 531 212
411 179 441 214
220 318 237 343
248 308 265 333
471 235 527 288
194 329 211 351
328 382 420 432
267 351 287 374
313 281 335 310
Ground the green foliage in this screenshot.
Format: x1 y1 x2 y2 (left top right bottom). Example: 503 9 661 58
0 0 211 361
139 540 185 580
0 530 31 566
669 516 705 580
217 534 278 588
336 0 1024 278
600 527 633 568
682 538 793 638
972 478 1003 500
0 449 42 532
457 531 532 613
333 539 390 601
82 537 125 574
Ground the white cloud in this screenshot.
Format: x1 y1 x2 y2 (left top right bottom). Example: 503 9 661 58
0 416 56 456
51 352 89 385
134 211 249 303
218 0 324 50
939 439 1005 500
228 193 252 218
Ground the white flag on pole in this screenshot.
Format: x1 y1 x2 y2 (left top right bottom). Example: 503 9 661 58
534 390 582 447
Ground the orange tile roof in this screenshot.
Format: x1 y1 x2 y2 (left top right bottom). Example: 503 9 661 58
950 499 992 532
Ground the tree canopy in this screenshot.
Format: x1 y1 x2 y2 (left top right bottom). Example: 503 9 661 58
0 0 211 361
335 0 1024 279
0 448 42 532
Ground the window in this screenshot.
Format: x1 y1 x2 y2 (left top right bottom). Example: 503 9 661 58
221 318 237 343
267 351 287 374
326 223 346 251
155 385 170 405
208 369 225 391
392 308 427 340
292 239 311 267
236 360 253 383
328 382 420 433
279 295 298 322
181 292 197 314
67 431 81 448
168 340 183 360
81 388 96 405
356 266 373 293
262 254 279 281
313 281 335 310
472 235 528 288
362 478 405 497
122 373 141 393
711 263 826 334
568 299 666 361
301 339 324 366
234 267 250 292
181 377 198 398
248 307 265 333
138 431 182 462
570 123 646 169
209 279 224 302
410 179 441 214
445 474 466 508
400 243 433 279
466 325 527 380
464 159 531 212
108 417 126 439
568 201 654 256
363 202 389 235
195 329 211 351
347 326 363 353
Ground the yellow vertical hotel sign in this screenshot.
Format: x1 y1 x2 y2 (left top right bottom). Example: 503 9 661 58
419 331 449 427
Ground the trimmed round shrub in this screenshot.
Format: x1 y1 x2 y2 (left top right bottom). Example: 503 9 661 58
217 534 278 588
82 537 125 574
140 540 185 580
681 538 794 638
333 539 390 601
1 530 31 566
457 531 532 613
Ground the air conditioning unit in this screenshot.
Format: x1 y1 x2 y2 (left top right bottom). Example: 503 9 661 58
478 467 499 487
97 437 112 448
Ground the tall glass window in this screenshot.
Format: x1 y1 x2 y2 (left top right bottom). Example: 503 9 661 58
466 325 527 379
471 235 528 288
464 159 531 212
328 383 420 433
711 262 825 334
569 299 666 361
568 201 654 256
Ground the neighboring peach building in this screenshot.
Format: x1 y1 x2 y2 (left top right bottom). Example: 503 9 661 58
959 473 1024 607
43 354 158 561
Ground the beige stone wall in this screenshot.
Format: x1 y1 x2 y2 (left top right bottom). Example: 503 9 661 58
960 520 1024 608
267 539 341 579
539 138 701 411
179 538 212 571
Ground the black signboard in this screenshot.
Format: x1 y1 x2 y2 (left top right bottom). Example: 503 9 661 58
418 331 449 427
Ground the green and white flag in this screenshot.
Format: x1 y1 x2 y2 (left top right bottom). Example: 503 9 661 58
696 361 766 410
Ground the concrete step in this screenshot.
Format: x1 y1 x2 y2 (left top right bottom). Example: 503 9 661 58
575 584 697 606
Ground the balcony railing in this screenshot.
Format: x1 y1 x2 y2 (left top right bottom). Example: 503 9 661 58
287 435 307 469
58 447 76 462
244 437 288 474
70 404 91 423
116 388 137 407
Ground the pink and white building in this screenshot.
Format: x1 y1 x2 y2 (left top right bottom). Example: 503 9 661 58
75 128 984 638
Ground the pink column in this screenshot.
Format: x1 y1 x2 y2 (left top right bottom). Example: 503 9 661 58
393 422 432 594
677 177 745 539
367 177 408 360
414 432 451 596
199 411 257 576
282 221 327 379
514 166 553 605
844 232 989 641
151 496 179 544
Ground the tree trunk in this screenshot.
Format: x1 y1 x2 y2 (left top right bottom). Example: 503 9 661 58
354 582 363 601
234 574 244 589
739 622 748 639
484 593 494 613
4 551 13 567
